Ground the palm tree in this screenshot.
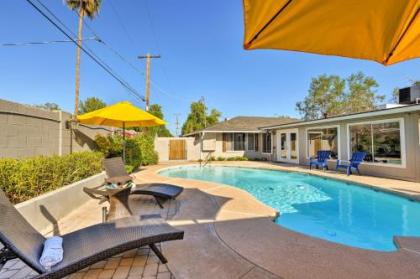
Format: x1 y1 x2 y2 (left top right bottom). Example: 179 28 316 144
65 0 102 118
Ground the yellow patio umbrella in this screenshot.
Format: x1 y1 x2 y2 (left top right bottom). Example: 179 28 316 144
77 101 165 161
243 0 419 65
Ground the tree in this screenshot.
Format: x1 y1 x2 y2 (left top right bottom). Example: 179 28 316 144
296 72 384 120
35 102 61 111
65 0 102 118
390 87 399 103
148 104 173 137
79 97 106 113
345 72 383 113
296 75 345 120
182 100 221 135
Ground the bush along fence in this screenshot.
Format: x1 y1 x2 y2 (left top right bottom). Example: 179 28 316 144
0 151 103 204
94 133 159 173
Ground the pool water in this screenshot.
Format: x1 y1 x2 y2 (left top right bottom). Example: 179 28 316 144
160 166 420 251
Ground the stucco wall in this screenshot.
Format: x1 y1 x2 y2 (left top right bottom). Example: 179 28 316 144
154 137 201 161
274 111 420 182
155 133 272 161
0 98 112 158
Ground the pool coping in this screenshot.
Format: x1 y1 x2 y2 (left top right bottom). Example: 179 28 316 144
135 162 420 278
156 162 420 252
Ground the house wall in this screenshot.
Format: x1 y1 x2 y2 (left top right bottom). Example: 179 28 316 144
201 132 272 160
274 111 420 182
0 98 112 159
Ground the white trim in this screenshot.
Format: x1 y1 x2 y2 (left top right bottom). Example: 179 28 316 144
276 128 299 164
261 104 420 130
346 117 406 169
305 125 341 160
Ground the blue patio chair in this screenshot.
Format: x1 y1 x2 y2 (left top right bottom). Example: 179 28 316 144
336 151 367 175
309 150 331 170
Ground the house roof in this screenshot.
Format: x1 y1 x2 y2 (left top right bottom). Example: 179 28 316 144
260 103 420 130
184 116 297 136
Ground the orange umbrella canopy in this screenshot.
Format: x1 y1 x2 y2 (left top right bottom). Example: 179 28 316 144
77 101 166 128
243 0 419 65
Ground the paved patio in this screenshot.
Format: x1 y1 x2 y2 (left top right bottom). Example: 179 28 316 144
3 161 420 278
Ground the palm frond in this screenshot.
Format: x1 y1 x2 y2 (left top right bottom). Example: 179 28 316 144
65 0 101 19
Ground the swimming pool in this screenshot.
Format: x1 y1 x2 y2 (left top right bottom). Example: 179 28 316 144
160 166 420 251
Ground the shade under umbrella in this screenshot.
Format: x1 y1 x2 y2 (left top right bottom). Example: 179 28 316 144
77 101 165 162
243 0 419 65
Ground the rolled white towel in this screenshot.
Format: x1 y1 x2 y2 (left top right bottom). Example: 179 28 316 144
39 236 63 270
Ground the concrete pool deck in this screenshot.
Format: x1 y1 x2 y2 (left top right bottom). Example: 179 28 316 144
3 161 420 278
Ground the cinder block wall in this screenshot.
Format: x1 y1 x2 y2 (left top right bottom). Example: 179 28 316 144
0 98 112 159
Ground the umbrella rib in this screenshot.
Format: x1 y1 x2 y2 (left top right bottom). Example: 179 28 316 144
384 7 419 64
245 0 293 48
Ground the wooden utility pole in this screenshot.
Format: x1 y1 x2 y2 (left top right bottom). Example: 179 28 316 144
174 113 181 136
138 54 160 111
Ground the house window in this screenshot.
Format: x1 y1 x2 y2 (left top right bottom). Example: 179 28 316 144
234 133 246 151
247 133 259 151
262 133 271 153
349 120 402 165
307 127 338 159
223 133 245 151
247 133 255 151
223 133 233 152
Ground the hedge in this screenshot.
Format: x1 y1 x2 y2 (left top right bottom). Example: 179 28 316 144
0 151 103 204
94 133 158 172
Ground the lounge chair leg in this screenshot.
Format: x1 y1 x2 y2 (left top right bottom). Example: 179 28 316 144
0 247 17 270
154 196 164 209
149 244 168 264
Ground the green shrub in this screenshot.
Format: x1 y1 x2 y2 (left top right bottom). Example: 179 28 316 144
0 151 103 204
133 134 158 166
94 134 123 157
216 156 226 161
94 133 158 171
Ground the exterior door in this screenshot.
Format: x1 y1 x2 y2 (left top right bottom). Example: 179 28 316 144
169 139 187 160
277 129 299 163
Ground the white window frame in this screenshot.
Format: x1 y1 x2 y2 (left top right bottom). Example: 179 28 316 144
276 128 299 164
262 132 272 154
305 125 341 160
346 117 406 168
246 133 259 151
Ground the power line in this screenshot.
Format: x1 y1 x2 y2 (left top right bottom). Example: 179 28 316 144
74 1 191 106
107 0 137 47
26 0 145 102
1 37 98 47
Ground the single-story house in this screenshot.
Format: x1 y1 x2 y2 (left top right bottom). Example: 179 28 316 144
186 105 420 182
184 116 297 160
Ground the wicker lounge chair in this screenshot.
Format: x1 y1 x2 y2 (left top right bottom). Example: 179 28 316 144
0 189 184 279
103 157 184 208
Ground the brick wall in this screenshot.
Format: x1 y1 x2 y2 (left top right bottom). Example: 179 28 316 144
0 98 112 159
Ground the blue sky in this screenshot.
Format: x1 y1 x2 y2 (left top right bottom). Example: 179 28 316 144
1 0 419 135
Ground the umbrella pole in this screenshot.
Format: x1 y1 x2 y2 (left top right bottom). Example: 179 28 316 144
122 122 126 163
